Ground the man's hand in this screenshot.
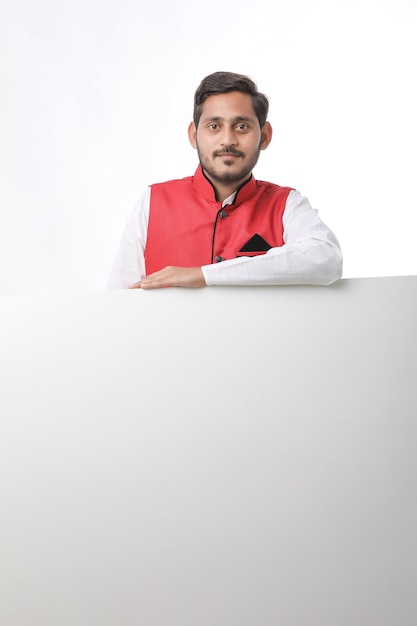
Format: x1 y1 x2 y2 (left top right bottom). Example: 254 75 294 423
130 266 206 290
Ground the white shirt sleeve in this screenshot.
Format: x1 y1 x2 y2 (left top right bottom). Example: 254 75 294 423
107 187 150 289
201 189 343 286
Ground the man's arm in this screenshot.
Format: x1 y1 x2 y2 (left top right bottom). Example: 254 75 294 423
201 190 342 286
107 188 150 290
107 189 206 290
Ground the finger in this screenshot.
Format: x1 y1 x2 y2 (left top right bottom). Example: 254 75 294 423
140 278 172 289
139 268 174 289
129 274 147 289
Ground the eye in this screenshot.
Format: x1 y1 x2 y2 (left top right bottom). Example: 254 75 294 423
236 123 249 131
208 123 219 130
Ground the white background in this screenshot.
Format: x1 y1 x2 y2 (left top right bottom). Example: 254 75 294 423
1 0 416 296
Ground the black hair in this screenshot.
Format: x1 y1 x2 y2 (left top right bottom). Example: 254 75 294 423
193 71 269 128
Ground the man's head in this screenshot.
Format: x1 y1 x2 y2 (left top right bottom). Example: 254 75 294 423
193 71 269 130
188 71 272 200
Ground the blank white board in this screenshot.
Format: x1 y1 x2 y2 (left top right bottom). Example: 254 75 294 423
1 276 416 625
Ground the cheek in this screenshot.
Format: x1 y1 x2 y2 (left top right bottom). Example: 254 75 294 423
196 136 214 154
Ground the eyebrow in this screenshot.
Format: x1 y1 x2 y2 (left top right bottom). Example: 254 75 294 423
203 115 256 124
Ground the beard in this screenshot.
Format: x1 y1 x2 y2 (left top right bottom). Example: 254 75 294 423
196 142 262 186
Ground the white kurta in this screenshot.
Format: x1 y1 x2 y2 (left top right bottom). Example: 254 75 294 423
108 186 343 289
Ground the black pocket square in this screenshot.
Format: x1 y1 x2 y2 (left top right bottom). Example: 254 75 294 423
237 233 272 256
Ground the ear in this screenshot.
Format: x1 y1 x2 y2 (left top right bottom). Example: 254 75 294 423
260 122 273 150
188 121 197 149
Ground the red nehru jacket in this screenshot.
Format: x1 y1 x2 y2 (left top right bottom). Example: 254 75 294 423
144 165 293 274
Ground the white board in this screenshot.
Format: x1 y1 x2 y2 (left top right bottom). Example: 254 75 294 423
1 277 416 625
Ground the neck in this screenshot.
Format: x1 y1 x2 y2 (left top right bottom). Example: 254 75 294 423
202 169 252 203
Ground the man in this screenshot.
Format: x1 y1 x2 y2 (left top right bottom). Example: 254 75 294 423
108 71 342 290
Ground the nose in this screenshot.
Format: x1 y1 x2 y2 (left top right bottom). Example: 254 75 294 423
220 125 238 147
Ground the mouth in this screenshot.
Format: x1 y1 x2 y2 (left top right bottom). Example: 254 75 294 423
218 155 238 161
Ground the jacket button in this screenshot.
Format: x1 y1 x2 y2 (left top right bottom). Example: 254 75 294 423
215 255 223 263
219 210 227 219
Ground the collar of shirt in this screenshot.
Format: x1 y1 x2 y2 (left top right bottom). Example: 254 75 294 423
222 192 237 207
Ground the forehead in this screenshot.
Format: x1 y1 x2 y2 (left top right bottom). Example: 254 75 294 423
200 91 257 122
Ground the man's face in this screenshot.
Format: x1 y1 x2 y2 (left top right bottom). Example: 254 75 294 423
188 91 272 192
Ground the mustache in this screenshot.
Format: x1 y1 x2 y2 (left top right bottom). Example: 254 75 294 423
214 147 244 157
